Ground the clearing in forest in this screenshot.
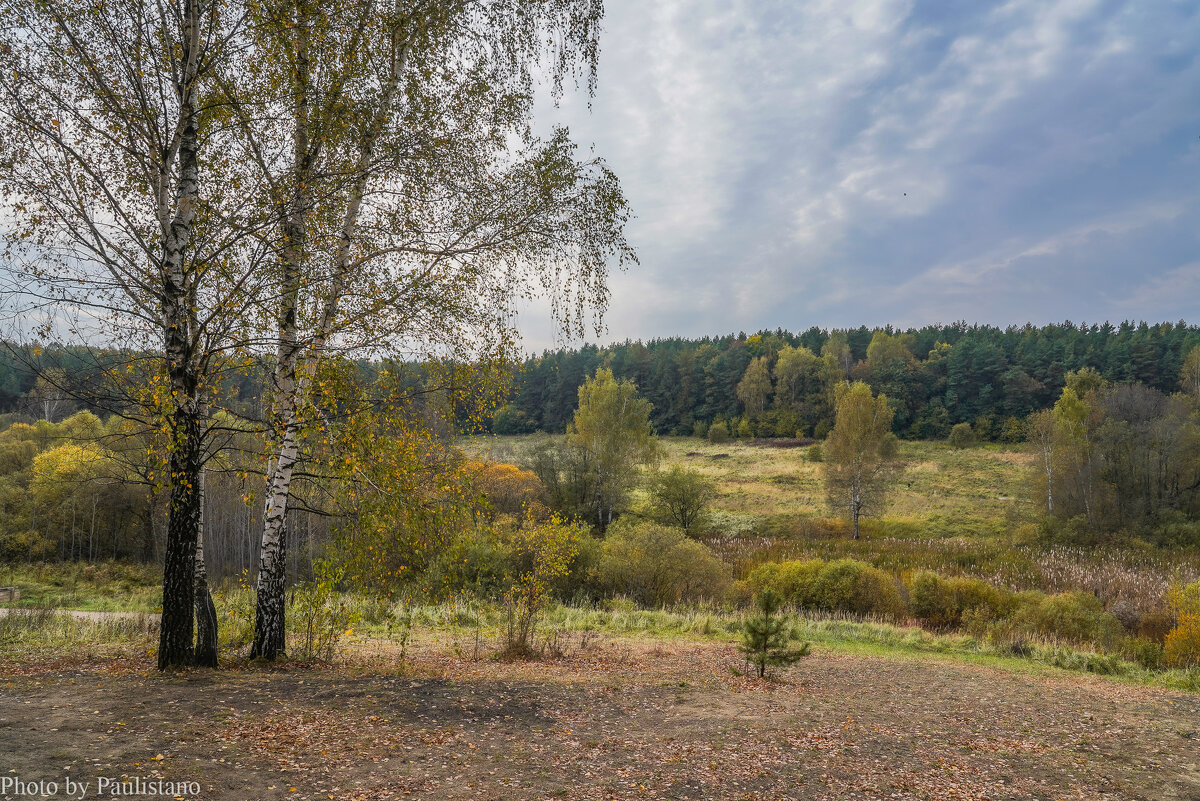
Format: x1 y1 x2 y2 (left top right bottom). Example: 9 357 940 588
3 636 1198 801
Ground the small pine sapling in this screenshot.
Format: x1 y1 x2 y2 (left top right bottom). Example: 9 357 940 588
739 589 810 678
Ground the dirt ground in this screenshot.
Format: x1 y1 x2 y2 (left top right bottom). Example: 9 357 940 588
2 636 1199 801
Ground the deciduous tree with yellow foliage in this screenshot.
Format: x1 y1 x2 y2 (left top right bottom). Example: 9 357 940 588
823 382 900 540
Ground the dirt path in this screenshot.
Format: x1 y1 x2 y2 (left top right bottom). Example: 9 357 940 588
1 639 1197 800
0 607 159 622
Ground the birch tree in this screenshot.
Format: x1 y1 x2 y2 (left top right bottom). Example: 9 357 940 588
0 0 266 668
1181 346 1200 397
823 381 899 540
1028 408 1057 515
736 356 772 416
225 0 635 658
567 368 656 530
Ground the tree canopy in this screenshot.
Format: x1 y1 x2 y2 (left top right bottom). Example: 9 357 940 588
823 382 899 540
567 367 657 529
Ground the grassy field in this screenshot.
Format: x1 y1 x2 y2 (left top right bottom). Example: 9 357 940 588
3 435 1200 799
471 434 1031 523
0 561 161 612
657 436 1031 524
652 436 1034 579
469 434 1200 594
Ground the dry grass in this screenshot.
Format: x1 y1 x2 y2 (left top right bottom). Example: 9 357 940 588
466 435 1032 536
652 437 1032 523
465 434 1200 620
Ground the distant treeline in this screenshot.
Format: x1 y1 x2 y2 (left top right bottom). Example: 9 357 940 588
0 344 269 422
6 321 1200 443
494 321 1200 439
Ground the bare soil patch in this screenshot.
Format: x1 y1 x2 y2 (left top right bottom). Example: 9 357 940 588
2 637 1197 800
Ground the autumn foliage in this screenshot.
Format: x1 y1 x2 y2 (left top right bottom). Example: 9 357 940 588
466 460 548 521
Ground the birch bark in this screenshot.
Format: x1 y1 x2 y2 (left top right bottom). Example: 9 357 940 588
252 9 412 658
157 7 205 667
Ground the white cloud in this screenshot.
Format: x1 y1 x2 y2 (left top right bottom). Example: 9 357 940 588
518 0 1200 348
1116 262 1200 316
897 203 1186 296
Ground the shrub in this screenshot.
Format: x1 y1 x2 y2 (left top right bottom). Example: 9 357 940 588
973 415 997 441
1137 609 1174 643
809 559 906 618
1009 591 1123 649
491 403 537 435
469 461 547 520
598 521 730 606
423 515 598 605
999 416 1026 443
0 528 55 561
1149 517 1200 548
1164 579 1200 667
215 571 255 652
692 420 709 438
499 517 587 658
1165 614 1200 668
755 409 802 439
909 572 955 628
947 422 976 449
748 558 905 619
725 579 754 607
747 559 823 601
423 529 511 599
909 572 1014 630
556 532 603 603
1123 637 1165 670
1170 578 1200 617
735 418 753 439
1107 599 1143 632
290 560 360 662
707 420 730 443
806 444 823 462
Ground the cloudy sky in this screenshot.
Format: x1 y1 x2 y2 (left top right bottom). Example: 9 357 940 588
519 0 1200 351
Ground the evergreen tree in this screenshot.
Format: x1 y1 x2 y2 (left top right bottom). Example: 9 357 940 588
739 589 809 678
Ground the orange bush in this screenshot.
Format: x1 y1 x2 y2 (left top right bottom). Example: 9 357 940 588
1165 613 1200 669
468 461 547 519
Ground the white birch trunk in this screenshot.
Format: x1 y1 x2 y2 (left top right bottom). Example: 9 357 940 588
252 18 413 658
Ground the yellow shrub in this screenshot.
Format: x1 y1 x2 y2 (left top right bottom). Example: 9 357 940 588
1169 579 1200 617
748 557 905 618
468 460 547 520
598 521 730 606
1165 613 1200 669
